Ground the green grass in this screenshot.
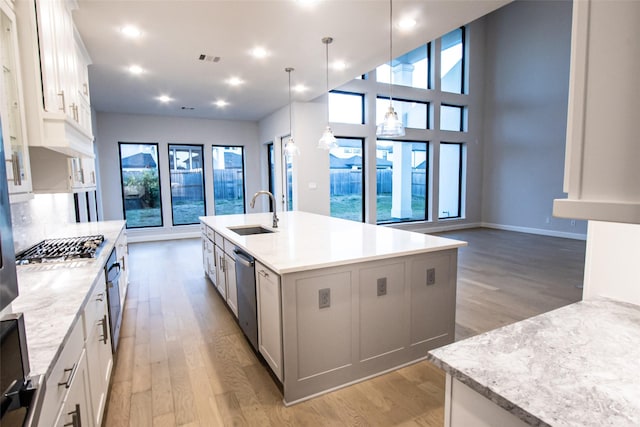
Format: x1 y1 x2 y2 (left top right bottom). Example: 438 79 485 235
125 208 162 228
376 194 426 223
330 195 364 222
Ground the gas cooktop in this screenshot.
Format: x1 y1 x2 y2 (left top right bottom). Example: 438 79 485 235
15 235 105 265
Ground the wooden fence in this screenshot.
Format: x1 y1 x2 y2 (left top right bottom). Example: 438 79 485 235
333 169 426 196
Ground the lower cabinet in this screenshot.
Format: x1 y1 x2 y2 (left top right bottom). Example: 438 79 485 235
53 349 92 427
214 244 226 299
256 261 283 381
224 252 238 318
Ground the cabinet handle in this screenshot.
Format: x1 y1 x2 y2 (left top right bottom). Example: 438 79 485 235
120 256 125 272
70 104 79 122
100 314 109 345
58 91 66 112
11 154 21 186
258 270 269 278
83 82 89 96
63 404 82 427
220 256 225 273
58 362 78 389
95 292 104 302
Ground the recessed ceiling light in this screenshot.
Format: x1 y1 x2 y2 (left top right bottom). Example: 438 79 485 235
296 0 319 4
120 25 142 39
250 47 269 59
157 95 172 103
226 77 244 86
293 84 308 93
214 100 228 108
128 65 144 75
398 18 417 30
332 61 346 71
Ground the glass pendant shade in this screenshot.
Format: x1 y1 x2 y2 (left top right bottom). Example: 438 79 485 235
376 104 405 137
284 136 300 158
318 125 337 150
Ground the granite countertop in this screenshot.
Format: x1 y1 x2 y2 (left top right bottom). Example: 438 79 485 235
10 220 126 379
428 298 640 427
200 211 466 274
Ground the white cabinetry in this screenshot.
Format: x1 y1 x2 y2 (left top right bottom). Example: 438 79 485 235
256 261 282 381
214 243 226 300
0 0 32 202
224 252 238 318
53 349 92 427
115 230 128 308
553 0 640 224
29 146 96 193
200 225 238 318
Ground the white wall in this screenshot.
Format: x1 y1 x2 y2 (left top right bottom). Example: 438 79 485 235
94 112 259 241
481 0 587 239
583 221 640 306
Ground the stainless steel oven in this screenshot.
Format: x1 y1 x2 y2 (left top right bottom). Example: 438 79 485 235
105 247 122 353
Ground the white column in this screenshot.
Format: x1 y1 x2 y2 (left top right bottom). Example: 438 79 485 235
391 142 413 219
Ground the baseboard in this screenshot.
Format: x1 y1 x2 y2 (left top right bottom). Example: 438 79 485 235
126 229 200 243
390 221 483 234
481 222 587 241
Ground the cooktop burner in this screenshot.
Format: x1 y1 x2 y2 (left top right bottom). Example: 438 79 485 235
16 235 105 265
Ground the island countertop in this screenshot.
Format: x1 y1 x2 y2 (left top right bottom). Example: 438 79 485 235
200 211 466 274
11 220 126 379
428 298 640 427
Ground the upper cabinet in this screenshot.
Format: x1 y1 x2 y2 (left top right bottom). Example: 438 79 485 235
15 0 94 159
553 0 640 224
0 0 33 202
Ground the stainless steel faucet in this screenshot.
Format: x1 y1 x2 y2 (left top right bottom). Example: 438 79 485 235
250 191 279 228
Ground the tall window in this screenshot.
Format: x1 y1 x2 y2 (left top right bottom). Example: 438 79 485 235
212 146 245 215
376 140 428 223
267 143 275 212
119 143 162 228
439 143 463 219
168 144 205 225
330 138 364 222
376 44 430 89
329 91 364 124
376 97 429 129
281 136 293 211
441 27 465 94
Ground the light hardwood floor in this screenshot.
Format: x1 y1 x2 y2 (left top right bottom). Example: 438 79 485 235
103 228 585 426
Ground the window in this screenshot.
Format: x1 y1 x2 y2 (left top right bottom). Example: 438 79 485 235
329 91 364 124
119 143 162 228
376 97 429 129
376 44 430 89
440 104 465 131
439 143 463 219
212 146 245 215
330 138 364 222
376 140 428 223
168 144 205 225
441 27 465 94
267 143 275 212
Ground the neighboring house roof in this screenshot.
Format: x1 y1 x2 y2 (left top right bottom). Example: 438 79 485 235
122 152 157 168
224 151 243 169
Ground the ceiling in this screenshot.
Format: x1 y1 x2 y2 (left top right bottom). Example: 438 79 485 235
73 0 510 122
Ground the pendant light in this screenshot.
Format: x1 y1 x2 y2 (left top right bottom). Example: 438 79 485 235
318 37 338 150
376 0 405 138
284 67 300 158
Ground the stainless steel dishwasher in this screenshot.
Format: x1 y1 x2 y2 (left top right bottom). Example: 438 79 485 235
234 248 258 352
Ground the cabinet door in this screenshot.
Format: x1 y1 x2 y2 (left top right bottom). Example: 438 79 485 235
214 245 226 299
34 0 64 113
116 232 128 308
81 157 96 189
256 262 282 380
0 2 32 200
225 253 238 318
54 349 92 427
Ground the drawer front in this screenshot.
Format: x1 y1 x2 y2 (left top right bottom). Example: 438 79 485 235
83 271 107 337
38 319 84 427
206 226 215 241
223 238 236 257
214 231 224 247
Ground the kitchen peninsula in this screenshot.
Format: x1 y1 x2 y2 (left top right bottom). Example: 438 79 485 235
200 211 466 404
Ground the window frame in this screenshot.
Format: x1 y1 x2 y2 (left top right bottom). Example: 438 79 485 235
375 139 430 225
440 26 466 94
330 136 366 223
438 142 463 220
376 96 430 130
211 144 247 216
440 103 465 132
376 42 431 90
167 143 206 226
118 142 164 229
329 90 365 125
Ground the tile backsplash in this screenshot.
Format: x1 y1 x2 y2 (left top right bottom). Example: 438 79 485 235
11 193 76 253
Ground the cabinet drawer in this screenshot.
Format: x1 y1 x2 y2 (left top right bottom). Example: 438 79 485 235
37 319 84 427
206 226 215 241
83 271 107 337
223 238 236 257
214 231 224 247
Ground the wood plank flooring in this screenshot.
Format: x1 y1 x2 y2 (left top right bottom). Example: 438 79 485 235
103 228 585 426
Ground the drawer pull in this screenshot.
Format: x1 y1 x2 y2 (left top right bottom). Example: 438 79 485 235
100 315 109 344
58 91 66 113
58 362 78 389
63 404 82 427
95 292 104 302
259 270 269 278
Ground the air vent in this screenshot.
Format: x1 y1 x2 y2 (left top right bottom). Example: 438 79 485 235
180 106 195 110
198 54 220 62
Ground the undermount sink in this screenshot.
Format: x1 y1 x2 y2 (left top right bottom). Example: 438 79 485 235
228 225 275 236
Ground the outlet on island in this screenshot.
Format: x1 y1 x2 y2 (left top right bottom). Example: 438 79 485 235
377 278 387 296
427 268 436 286
319 288 331 309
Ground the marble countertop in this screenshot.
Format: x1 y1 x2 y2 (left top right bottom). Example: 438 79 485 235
10 220 126 379
428 298 640 427
200 211 466 274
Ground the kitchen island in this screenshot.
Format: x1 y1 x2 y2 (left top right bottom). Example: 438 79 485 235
200 211 466 404
428 298 640 427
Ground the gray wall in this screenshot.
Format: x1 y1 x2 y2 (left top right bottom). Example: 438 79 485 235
481 0 587 237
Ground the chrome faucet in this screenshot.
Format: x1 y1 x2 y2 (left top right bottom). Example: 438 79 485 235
250 191 279 228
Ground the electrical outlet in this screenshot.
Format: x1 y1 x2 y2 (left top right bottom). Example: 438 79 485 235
377 278 387 296
319 288 331 309
427 268 436 286
570 219 576 227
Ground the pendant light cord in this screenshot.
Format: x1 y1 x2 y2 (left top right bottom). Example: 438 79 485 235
286 68 293 136
389 0 393 106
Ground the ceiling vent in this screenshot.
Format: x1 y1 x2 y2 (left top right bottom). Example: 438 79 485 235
180 106 195 110
198 54 220 62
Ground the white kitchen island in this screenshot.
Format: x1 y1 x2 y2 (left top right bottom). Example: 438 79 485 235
200 211 466 404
